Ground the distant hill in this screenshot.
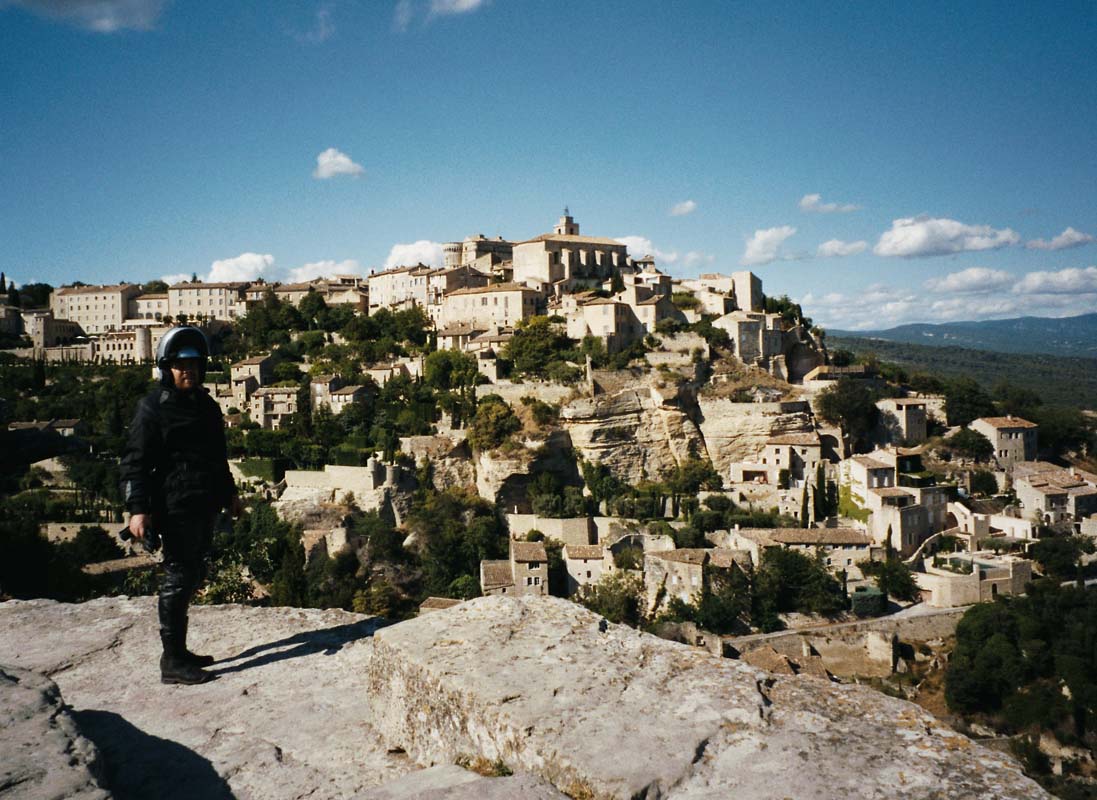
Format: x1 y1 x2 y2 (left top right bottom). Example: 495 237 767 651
827 335 1097 409
829 313 1097 358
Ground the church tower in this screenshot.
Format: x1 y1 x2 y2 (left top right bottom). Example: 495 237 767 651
553 207 579 236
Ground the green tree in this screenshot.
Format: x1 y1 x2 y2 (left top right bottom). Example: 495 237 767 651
754 548 846 619
467 397 520 452
424 349 478 392
694 565 751 634
1031 536 1096 584
944 377 996 427
577 572 644 627
503 316 576 378
860 554 920 602
816 378 879 451
969 469 998 497
298 289 328 330
946 428 994 462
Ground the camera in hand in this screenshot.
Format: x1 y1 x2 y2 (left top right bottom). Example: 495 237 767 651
120 525 162 553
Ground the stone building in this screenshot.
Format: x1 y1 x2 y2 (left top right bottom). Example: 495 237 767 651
439 283 542 330
480 560 515 596
1012 463 1097 524
250 386 299 430
510 540 548 596
876 397 928 444
563 543 605 597
479 540 549 597
711 310 784 364
729 432 823 488
436 324 487 352
94 327 153 364
443 234 513 269
50 283 141 334
643 548 751 612
511 212 628 295
273 282 314 306
129 293 169 321
21 309 82 348
969 416 1038 467
366 264 433 313
916 552 1033 607
167 281 248 322
723 527 879 580
309 374 344 412
328 385 368 415
231 354 274 408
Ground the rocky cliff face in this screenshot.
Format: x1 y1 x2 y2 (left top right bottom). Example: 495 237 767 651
696 397 815 475
0 596 1049 800
560 385 706 484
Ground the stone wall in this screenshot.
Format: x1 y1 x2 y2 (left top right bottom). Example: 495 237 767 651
726 607 968 677
475 381 575 406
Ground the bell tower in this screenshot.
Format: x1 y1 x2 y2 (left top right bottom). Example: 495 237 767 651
553 206 579 236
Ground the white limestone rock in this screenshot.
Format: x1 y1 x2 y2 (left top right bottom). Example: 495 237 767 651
696 396 815 475
0 598 414 800
0 665 110 800
359 764 567 799
0 595 1050 800
366 595 1049 800
561 387 706 484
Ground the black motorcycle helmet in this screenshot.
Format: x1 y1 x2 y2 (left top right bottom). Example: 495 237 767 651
156 326 210 388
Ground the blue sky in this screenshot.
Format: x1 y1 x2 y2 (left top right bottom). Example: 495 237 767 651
2 0 1095 330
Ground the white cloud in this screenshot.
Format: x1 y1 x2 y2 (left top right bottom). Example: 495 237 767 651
924 267 1015 294
1026 226 1095 251
208 252 275 283
287 259 360 283
384 240 444 269
430 0 486 14
681 251 715 268
803 274 1097 330
873 216 1020 258
392 0 413 30
295 3 334 44
740 225 796 266
312 147 364 179
669 200 697 217
1013 266 1097 295
799 193 860 213
816 239 867 258
7 0 168 31
614 236 716 271
614 235 677 265
160 272 191 285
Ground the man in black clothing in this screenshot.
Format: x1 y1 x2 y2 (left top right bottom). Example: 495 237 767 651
120 326 241 685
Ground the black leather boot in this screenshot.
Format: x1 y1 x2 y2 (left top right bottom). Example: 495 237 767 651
179 616 215 667
160 651 214 685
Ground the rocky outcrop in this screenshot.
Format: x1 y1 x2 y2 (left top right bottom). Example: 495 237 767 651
1 665 110 800
400 433 477 491
696 397 815 475
0 596 1049 800
367 596 1048 799
475 430 581 509
0 598 415 800
561 385 706 483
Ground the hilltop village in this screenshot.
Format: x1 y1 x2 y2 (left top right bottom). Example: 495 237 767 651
4 211 1097 793
4 212 1096 613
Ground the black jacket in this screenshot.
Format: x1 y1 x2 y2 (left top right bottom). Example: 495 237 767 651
119 386 236 517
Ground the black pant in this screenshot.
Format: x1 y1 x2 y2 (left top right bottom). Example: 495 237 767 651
157 512 215 656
